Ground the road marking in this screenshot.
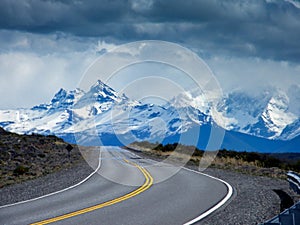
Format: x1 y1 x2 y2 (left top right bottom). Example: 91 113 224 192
30 160 153 225
182 167 233 225
123 148 234 225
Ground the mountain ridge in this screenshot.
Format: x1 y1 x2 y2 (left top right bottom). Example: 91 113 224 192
0 80 299 152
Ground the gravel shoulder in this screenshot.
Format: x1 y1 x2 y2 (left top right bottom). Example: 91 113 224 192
0 161 94 206
0 146 99 207
195 167 292 225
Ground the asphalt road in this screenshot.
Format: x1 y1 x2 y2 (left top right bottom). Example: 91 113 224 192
0 147 232 225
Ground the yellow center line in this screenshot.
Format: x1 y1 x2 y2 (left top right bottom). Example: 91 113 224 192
31 160 153 225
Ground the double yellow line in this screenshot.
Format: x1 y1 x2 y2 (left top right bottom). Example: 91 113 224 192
31 159 153 225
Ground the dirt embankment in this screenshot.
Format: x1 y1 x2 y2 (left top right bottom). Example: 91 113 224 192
0 127 97 188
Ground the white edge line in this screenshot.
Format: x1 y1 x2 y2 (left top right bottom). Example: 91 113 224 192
182 167 233 225
124 148 234 225
0 150 102 209
287 178 300 190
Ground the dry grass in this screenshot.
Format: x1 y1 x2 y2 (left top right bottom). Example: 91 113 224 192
127 143 289 179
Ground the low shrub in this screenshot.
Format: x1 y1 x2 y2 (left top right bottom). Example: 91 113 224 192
13 165 29 175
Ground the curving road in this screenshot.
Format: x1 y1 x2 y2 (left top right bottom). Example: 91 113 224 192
0 147 232 225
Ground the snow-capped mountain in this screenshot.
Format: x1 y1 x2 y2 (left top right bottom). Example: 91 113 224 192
215 89 299 140
72 80 129 119
0 80 299 152
280 118 300 140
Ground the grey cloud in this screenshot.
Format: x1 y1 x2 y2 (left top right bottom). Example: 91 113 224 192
0 0 300 61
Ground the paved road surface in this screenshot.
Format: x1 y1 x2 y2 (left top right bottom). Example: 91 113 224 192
0 146 232 225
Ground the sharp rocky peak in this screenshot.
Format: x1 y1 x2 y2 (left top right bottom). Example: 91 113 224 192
52 88 67 103
50 87 85 110
90 80 115 94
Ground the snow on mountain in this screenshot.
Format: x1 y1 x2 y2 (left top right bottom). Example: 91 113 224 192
67 96 203 144
0 80 299 148
0 87 83 135
50 88 85 111
0 109 42 131
168 91 210 114
259 91 297 138
216 91 271 130
72 80 139 120
280 118 300 140
214 89 299 140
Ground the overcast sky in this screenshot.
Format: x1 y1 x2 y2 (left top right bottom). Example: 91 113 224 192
0 0 300 109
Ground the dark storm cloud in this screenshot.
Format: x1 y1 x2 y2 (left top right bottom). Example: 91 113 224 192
1 0 300 61
0 0 130 32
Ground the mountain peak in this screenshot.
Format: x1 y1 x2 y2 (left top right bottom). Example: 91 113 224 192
50 88 67 107
52 88 67 103
1 81 299 148
92 79 104 87
88 80 119 101
90 80 110 91
50 87 85 110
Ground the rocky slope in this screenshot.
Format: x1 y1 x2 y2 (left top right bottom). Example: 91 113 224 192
0 127 83 187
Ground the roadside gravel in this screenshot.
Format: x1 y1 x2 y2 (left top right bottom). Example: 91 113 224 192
0 161 94 206
192 166 293 225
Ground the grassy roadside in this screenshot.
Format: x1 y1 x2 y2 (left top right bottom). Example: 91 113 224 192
0 128 88 188
126 141 300 179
